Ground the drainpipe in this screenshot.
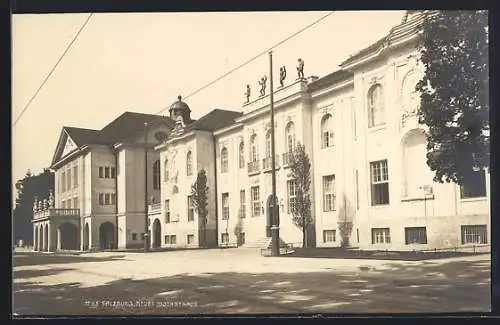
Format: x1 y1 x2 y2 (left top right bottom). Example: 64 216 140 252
114 151 119 249
213 134 219 248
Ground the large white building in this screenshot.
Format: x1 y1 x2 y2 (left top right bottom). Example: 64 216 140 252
32 10 490 252
148 10 490 251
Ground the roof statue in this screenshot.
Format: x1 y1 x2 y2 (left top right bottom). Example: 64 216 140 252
297 58 305 79
279 66 287 87
259 75 268 96
244 84 251 104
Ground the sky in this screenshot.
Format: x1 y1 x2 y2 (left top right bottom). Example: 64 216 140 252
12 10 406 198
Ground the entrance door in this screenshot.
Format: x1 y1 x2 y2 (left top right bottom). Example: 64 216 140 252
266 195 275 237
99 222 115 250
152 219 161 248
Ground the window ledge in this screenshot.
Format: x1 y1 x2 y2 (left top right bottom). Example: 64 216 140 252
401 195 435 202
460 197 487 203
370 204 390 209
368 124 387 132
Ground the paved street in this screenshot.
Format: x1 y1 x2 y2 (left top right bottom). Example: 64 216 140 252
12 248 491 315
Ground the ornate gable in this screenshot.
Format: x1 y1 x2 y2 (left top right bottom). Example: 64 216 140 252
61 135 77 158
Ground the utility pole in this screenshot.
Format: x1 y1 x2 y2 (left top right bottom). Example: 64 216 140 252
144 122 149 252
269 51 280 257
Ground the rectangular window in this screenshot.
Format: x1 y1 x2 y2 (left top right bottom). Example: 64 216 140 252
238 232 246 246
370 160 389 205
61 171 66 192
73 166 78 188
187 196 194 222
461 225 487 244
187 234 194 245
323 230 336 243
111 167 116 178
171 235 177 244
371 228 391 244
111 193 116 205
67 169 72 190
251 186 261 217
73 197 79 209
221 233 229 244
104 193 110 205
61 201 66 209
405 227 427 244
323 175 336 212
67 199 71 209
164 235 170 244
165 200 170 223
323 131 334 148
239 190 246 218
132 233 137 241
104 167 110 178
98 193 104 205
98 167 104 178
287 179 297 214
460 170 487 198
222 193 229 220
355 170 360 210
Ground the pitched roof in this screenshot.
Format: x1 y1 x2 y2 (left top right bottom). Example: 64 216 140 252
184 109 243 132
339 11 428 69
95 111 174 144
63 127 100 147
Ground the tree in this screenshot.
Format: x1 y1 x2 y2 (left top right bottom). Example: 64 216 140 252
288 142 312 248
416 10 489 185
234 216 243 246
337 194 355 249
13 168 54 246
191 169 209 248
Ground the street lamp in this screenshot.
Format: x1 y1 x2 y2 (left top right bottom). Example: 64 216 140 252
144 122 150 252
269 51 280 257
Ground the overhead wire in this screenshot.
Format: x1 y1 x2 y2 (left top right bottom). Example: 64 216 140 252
136 10 336 136
12 13 94 127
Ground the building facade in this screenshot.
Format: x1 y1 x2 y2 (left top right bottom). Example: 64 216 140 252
32 11 490 252
32 112 173 252
149 10 490 251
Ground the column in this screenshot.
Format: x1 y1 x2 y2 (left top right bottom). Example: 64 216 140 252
33 225 37 251
57 227 62 250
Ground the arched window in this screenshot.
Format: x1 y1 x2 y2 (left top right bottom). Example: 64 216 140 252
153 159 160 190
250 134 258 162
368 84 385 127
163 158 169 182
321 114 334 148
265 131 272 158
221 147 229 173
238 142 245 169
401 71 420 114
402 129 433 197
285 122 296 153
186 151 193 176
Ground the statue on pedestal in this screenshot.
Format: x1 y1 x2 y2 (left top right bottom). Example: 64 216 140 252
259 75 268 96
279 66 287 87
33 197 38 213
38 200 43 211
297 58 305 79
244 84 251 104
48 190 55 208
43 199 48 210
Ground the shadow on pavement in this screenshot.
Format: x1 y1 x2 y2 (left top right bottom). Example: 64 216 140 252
14 268 76 279
282 248 489 261
12 257 491 316
13 254 128 267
